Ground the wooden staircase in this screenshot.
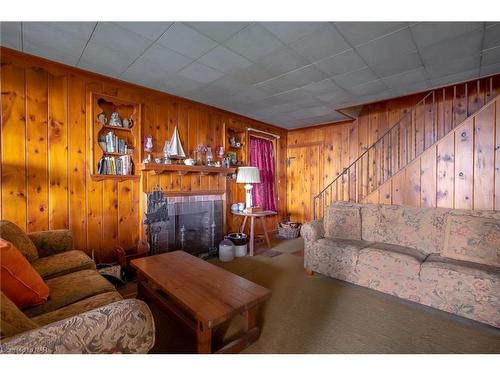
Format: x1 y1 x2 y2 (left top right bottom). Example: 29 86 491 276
313 77 500 219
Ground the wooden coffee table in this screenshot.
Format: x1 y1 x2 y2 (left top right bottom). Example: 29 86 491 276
131 251 271 353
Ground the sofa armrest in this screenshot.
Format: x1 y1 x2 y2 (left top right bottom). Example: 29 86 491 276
0 299 155 354
28 229 74 257
300 220 325 242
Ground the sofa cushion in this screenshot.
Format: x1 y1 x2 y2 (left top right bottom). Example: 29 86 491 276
443 215 500 268
1 292 39 339
368 242 428 262
420 255 500 328
361 204 450 255
307 238 371 283
23 269 115 318
355 246 423 301
0 239 49 309
32 250 96 279
32 291 123 327
324 205 362 240
0 220 38 262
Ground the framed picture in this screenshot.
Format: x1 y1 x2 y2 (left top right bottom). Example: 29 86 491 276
226 151 237 165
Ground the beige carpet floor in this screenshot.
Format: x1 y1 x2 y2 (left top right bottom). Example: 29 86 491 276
140 237 500 354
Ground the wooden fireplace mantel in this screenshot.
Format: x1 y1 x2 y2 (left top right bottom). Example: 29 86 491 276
139 163 237 176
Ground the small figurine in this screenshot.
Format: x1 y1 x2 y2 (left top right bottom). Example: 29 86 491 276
143 135 153 163
122 118 133 129
109 112 122 127
97 112 107 125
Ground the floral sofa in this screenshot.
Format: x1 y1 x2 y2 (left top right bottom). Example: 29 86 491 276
301 202 500 328
0 220 155 353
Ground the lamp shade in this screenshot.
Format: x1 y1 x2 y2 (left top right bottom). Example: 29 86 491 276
236 167 261 184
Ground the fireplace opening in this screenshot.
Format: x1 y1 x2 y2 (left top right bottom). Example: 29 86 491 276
144 193 223 256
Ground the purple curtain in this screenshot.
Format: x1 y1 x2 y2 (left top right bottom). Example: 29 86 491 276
249 136 277 211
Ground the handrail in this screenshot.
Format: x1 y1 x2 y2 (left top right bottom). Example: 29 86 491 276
312 78 494 220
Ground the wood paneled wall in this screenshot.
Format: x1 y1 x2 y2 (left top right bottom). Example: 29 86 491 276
287 76 500 222
1 48 287 261
363 95 500 210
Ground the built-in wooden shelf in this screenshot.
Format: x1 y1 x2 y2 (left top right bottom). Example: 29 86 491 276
101 151 134 157
140 163 237 176
101 124 133 133
90 174 140 182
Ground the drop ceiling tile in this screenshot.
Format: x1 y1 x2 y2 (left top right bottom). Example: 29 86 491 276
26 22 96 41
79 42 133 76
370 50 423 78
23 39 80 66
317 89 353 105
178 62 224 84
347 79 387 96
162 73 206 93
135 43 192 73
120 62 164 88
228 63 276 84
390 81 431 96
209 76 247 94
289 24 350 63
157 23 217 59
335 22 408 47
410 22 483 49
0 22 22 49
484 23 500 50
224 23 285 61
23 22 94 58
198 45 252 74
382 67 429 89
91 22 154 60
332 66 378 89
313 49 367 77
356 28 417 65
307 105 333 117
420 29 483 66
430 68 479 86
426 55 480 79
261 22 327 44
482 46 500 66
186 22 250 43
301 78 342 95
230 86 269 103
263 65 327 92
255 46 310 76
480 61 500 76
113 22 172 41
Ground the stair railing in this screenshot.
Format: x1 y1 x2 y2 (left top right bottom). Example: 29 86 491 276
312 78 493 220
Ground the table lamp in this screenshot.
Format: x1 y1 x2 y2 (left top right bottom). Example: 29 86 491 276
236 167 261 210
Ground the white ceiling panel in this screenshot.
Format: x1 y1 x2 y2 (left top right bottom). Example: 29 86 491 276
157 23 217 59
313 49 367 77
262 22 327 44
90 22 153 59
410 22 483 49
197 45 252 74
113 22 172 41
1 21 499 129
289 24 351 63
224 23 285 61
0 22 22 50
335 22 408 47
355 28 417 65
484 23 500 50
186 22 249 43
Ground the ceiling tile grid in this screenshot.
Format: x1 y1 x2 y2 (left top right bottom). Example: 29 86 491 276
1 21 499 129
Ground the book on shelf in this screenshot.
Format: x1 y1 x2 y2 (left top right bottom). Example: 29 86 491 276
97 155 133 176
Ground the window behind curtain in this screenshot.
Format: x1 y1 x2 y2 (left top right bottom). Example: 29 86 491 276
249 136 277 211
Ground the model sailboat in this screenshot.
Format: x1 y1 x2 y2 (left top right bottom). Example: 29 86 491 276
167 126 186 160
